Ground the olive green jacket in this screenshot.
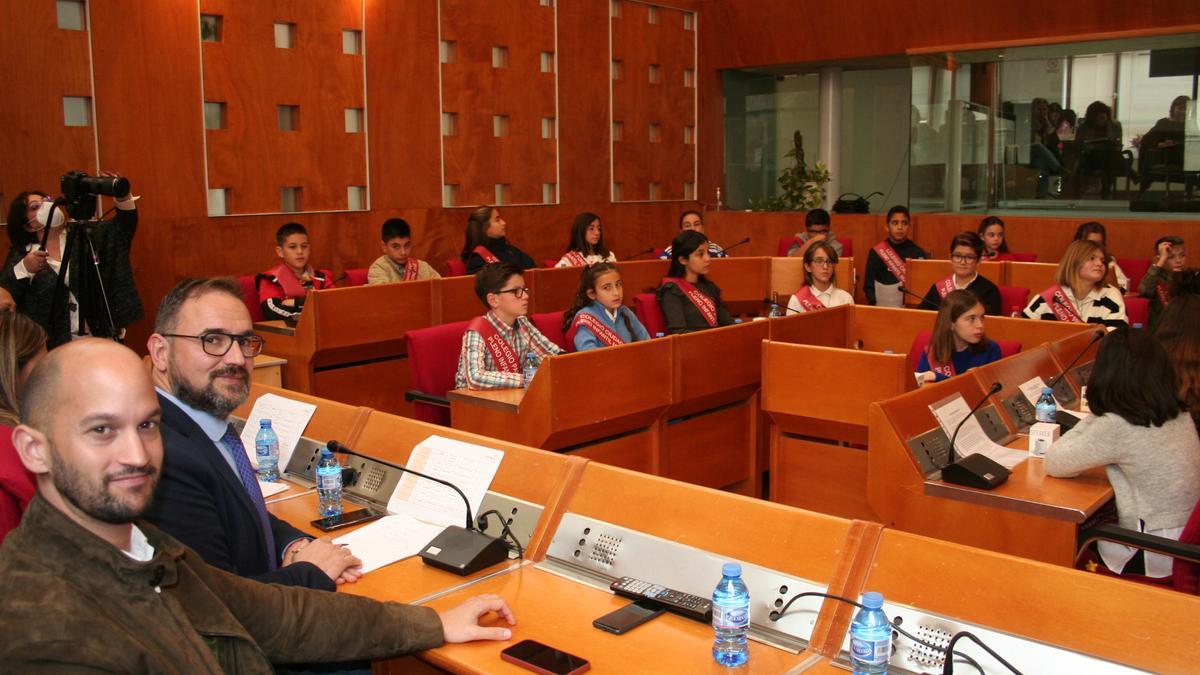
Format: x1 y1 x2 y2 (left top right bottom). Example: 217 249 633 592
0 495 444 673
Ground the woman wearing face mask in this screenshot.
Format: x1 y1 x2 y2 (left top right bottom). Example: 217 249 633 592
2 177 141 347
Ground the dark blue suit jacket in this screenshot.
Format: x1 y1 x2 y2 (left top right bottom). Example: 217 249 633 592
144 393 334 590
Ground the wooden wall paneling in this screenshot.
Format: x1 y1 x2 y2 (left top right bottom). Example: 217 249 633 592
201 0 366 214
439 0 557 206
611 1 697 202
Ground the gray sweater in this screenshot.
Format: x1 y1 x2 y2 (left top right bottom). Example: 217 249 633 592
1045 412 1200 532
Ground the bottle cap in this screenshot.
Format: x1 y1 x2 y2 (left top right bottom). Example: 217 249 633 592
1041 386 1053 395
861 591 883 608
722 562 742 577
320 447 333 457
259 419 272 427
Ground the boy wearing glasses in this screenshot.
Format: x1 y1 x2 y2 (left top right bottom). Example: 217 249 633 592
786 208 844 259
455 263 563 390
919 232 1001 315
145 278 363 591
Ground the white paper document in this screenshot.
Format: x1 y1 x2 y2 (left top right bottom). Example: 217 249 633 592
929 394 1028 470
239 393 317 470
1018 376 1061 410
257 481 290 499
332 515 446 574
386 435 505 528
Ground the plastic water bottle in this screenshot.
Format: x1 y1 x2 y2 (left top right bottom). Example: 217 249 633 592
1133 322 1144 330
849 591 891 674
768 303 782 318
315 448 343 517
522 352 539 388
1010 306 1022 318
1035 386 1057 423
254 419 279 482
654 332 665 339
712 562 750 667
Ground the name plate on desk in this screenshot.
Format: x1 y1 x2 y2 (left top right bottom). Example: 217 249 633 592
540 513 827 654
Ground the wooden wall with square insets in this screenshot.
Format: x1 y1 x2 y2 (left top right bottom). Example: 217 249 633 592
439 0 558 207
200 0 366 215
610 0 696 202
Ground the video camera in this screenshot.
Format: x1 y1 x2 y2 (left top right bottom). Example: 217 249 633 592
60 170 131 221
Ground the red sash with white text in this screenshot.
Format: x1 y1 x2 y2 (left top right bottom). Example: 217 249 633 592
792 285 826 312
873 241 907 285
935 275 957 299
402 257 420 281
561 251 588 267
925 346 957 379
1040 285 1083 323
662 278 718 327
1156 282 1170 308
467 316 520 373
473 246 500 264
567 311 625 347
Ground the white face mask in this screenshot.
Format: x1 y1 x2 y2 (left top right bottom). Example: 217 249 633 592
33 200 65 230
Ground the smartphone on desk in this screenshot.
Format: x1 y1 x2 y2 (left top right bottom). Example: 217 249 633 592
500 639 590 675
593 600 665 635
310 507 383 532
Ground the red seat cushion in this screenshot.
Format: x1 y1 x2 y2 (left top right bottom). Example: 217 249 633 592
443 259 468 277
344 268 368 286
1008 252 1038 262
1117 258 1151 293
543 258 560 269
530 311 569 352
1125 296 1150 327
634 293 667 337
404 320 471 426
1174 498 1200 594
776 236 797 257
238 275 265 322
998 286 1030 317
996 339 1022 358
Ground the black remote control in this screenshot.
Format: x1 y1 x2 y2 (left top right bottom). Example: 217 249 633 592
610 576 713 623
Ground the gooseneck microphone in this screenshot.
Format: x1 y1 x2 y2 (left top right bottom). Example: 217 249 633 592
326 440 510 575
761 297 803 315
896 285 938 310
625 247 656 260
940 382 1010 490
1047 329 1105 390
721 236 751 254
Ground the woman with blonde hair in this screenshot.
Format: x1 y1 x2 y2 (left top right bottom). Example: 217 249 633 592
1022 239 1127 328
0 311 47 542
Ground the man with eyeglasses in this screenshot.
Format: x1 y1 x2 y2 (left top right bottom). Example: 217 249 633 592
143 277 363 591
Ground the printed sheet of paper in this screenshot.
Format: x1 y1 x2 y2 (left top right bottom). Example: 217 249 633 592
929 393 1028 470
1018 376 1061 410
332 515 446 573
386 435 504 528
238 393 317 470
257 481 290 499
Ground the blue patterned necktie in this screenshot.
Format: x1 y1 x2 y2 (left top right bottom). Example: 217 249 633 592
220 424 277 571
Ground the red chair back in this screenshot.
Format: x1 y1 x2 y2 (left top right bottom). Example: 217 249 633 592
530 311 569 352
652 248 666 260
908 330 1021 371
404 320 471 425
1174 498 1200 594
998 285 1030 316
996 339 1022 358
344 268 369 286
443 259 468 277
238 275 266 322
1008 252 1038 262
634 293 668 337
1125 296 1150 327
776 236 797 257
543 258 560 269
1117 258 1151 293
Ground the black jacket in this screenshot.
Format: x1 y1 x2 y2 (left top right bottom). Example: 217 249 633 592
864 238 928 305
920 275 1003 316
656 279 735 334
464 236 536 273
143 393 335 590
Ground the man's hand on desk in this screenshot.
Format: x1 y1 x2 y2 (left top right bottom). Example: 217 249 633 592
288 536 364 584
438 594 517 643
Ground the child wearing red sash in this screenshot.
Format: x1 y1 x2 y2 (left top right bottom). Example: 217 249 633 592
461 206 536 274
367 218 440 285
785 208 844 258
658 210 728 260
787 241 853 313
455 263 563 390
1138 235 1186 331
561 263 650 351
257 223 335 322
919 232 1001 315
864 205 927 307
916 289 1001 385
977 216 1013 260
656 230 734 334
555 213 618 268
1024 240 1127 328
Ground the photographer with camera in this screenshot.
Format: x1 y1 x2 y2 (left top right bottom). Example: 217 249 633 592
2 171 142 348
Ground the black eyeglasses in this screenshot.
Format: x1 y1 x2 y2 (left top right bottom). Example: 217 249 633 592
162 331 266 357
495 287 530 299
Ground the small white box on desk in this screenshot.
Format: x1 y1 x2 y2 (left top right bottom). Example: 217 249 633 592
1029 422 1060 457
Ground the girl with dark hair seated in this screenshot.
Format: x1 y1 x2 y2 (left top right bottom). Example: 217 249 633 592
920 232 1001 316
1045 328 1200 578
555 213 617 268
786 241 853 313
561 262 649 351
461 206 535 274
916 289 1001 386
976 216 1010 260
656 230 734 334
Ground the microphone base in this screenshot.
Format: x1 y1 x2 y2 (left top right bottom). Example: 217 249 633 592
419 526 511 576
941 453 1011 490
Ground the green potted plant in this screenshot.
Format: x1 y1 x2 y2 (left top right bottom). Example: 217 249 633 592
751 131 831 211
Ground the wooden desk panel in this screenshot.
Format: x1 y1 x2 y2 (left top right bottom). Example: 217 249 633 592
859 528 1200 673
848 305 936 354
967 345 1061 429
526 265 583 315
768 256 855 299
614 258 670 296
434 275 482 324
707 257 770 314
1007 261 1058 299
670 320 767 413
905 259 1005 308
767 305 851 347
985 313 1094 349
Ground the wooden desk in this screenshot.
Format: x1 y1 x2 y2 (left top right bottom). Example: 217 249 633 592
708 257 770 315
611 259 670 296
434 275 482 324
767 256 856 300
867 372 1112 565
526 265 583 315
904 259 1005 308
251 354 287 387
448 338 674 475
1007 261 1058 299
767 304 851 347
